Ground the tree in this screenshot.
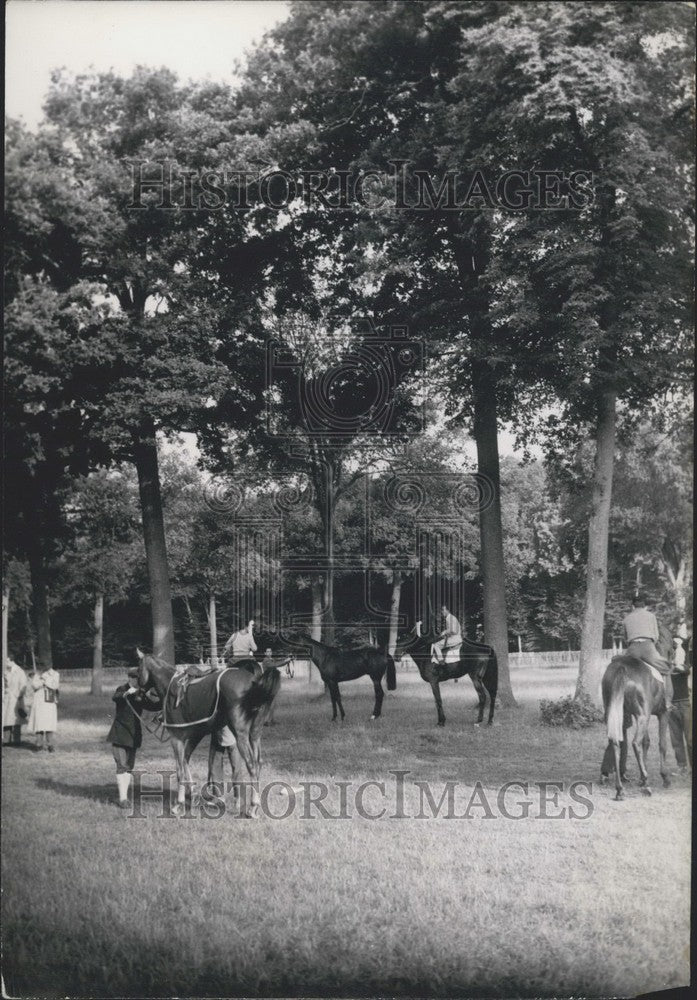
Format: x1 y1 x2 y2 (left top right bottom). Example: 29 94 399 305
58 469 141 693
505 4 694 699
27 68 248 662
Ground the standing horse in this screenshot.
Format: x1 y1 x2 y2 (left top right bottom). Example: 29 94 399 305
601 653 671 801
294 634 396 721
136 651 280 816
394 623 498 727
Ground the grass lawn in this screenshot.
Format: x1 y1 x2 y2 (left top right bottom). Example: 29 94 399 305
1 665 691 998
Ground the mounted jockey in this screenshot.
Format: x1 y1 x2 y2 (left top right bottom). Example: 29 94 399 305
431 604 462 664
623 593 672 707
223 619 257 664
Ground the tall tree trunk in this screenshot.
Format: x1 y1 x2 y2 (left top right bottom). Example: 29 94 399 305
388 569 403 656
208 591 218 666
311 577 323 641
322 460 336 645
28 548 52 669
472 361 516 707
449 222 515 707
662 542 689 636
182 594 202 661
91 592 104 696
24 607 36 670
576 390 617 705
132 420 175 664
2 585 9 673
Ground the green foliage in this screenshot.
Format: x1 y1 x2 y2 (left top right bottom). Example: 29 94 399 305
539 692 604 729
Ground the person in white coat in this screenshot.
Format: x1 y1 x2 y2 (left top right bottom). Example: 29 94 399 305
28 667 60 752
3 659 29 746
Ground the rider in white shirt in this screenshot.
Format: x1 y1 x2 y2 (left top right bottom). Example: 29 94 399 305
431 605 462 663
223 620 257 662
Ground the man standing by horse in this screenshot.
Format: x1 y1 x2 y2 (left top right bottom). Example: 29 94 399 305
667 636 691 773
431 605 462 664
622 593 672 706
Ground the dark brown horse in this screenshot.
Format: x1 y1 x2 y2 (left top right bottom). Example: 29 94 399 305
136 650 279 816
394 623 498 727
294 633 396 721
601 653 671 801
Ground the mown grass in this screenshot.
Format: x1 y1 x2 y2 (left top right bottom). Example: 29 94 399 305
1 666 691 998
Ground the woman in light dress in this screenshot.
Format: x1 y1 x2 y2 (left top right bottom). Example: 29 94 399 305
28 666 60 752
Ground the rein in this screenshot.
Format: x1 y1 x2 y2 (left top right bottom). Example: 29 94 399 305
123 691 171 744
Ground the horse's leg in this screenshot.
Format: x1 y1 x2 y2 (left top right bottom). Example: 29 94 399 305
327 680 338 722
470 673 486 726
227 706 260 818
203 734 226 802
612 740 625 800
249 714 265 768
632 716 651 793
229 743 242 807
171 739 188 815
431 680 446 727
183 732 204 803
330 680 345 722
371 677 384 720
620 727 630 781
658 710 671 788
482 665 497 726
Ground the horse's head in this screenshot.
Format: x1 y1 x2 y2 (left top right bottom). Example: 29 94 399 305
394 623 421 659
293 631 314 647
136 648 154 690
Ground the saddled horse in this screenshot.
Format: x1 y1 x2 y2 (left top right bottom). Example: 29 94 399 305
601 652 671 801
136 650 280 816
394 622 498 727
293 633 396 721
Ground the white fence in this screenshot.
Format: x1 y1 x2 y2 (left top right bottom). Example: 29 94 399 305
508 649 615 669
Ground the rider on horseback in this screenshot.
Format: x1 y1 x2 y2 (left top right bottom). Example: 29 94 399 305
623 593 672 707
431 605 462 664
223 619 257 664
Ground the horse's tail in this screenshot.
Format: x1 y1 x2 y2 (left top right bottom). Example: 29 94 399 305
240 668 281 721
603 660 628 743
386 654 397 691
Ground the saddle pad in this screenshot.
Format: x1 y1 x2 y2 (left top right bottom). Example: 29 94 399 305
165 670 227 725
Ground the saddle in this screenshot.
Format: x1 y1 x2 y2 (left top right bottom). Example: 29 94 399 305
172 664 217 710
432 642 462 665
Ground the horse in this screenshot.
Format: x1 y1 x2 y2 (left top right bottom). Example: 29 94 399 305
293 633 396 721
600 622 673 800
136 650 280 816
394 622 498 727
601 653 671 801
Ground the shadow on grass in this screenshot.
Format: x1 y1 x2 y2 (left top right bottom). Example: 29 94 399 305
35 777 115 805
1 741 41 754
